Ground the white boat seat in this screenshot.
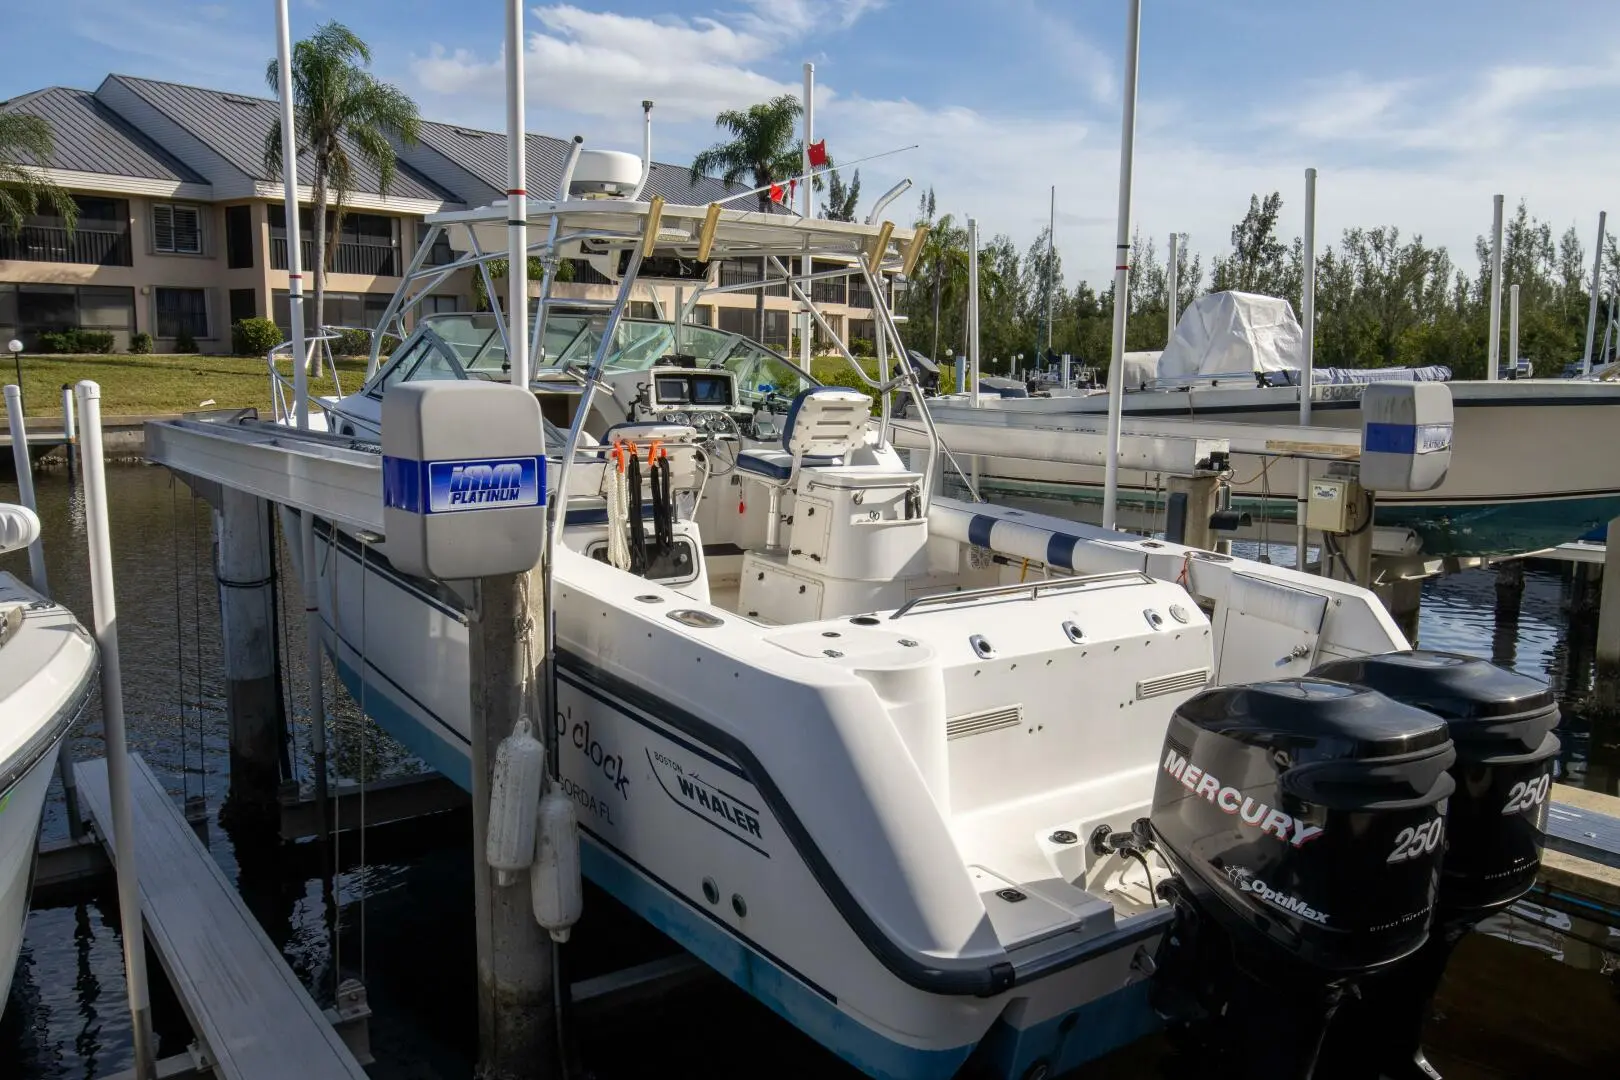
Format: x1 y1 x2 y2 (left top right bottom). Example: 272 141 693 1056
735 449 843 481
736 387 872 550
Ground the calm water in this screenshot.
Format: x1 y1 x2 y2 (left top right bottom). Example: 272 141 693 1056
0 465 1615 1078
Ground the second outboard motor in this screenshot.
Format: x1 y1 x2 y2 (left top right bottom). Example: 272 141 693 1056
1310 651 1561 1080
1145 679 1456 1079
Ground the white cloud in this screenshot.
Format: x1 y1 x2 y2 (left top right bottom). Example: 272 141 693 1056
403 6 1620 290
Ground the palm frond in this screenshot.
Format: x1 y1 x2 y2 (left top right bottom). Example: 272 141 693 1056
0 113 77 234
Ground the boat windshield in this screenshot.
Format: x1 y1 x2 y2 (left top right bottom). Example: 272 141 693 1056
369 311 818 408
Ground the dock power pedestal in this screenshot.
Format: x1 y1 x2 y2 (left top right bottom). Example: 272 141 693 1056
381 382 548 580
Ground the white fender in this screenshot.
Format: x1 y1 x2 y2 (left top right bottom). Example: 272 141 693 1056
531 788 582 942
0 504 41 557
485 716 545 887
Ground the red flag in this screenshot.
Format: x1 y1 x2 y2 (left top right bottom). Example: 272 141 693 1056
788 178 798 202
769 182 785 204
807 139 828 167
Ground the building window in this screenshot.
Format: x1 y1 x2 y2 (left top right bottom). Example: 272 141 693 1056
629 301 659 320
272 290 392 331
269 208 400 276
156 288 208 338
762 310 790 349
153 203 204 255
717 306 754 338
426 295 461 315
690 305 713 327
422 223 456 267
225 206 254 269
229 288 257 326
0 283 136 350
850 319 876 346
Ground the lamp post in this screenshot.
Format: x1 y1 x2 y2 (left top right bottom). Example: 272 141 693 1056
7 340 22 412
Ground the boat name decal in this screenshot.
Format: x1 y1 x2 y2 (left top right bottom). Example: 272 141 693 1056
1161 748 1324 848
556 712 631 799
648 749 769 857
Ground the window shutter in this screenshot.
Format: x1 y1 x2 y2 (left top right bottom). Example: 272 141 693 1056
152 204 174 252
173 206 201 254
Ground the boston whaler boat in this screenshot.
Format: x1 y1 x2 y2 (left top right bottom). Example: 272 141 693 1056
257 177 1561 1079
927 291 1620 557
0 505 96 1010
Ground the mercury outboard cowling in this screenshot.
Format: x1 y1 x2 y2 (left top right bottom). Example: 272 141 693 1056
1146 679 1456 1079
1310 651 1560 1080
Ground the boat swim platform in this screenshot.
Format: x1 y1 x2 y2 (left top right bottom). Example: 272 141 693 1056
72 753 371 1080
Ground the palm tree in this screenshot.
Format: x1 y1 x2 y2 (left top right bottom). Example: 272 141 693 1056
265 21 421 374
0 113 77 236
921 214 970 365
690 94 804 341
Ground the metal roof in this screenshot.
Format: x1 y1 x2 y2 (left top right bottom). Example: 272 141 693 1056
413 120 787 214
0 86 206 183
105 75 459 204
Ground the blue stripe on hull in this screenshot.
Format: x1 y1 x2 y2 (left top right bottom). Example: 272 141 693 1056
324 629 1157 1080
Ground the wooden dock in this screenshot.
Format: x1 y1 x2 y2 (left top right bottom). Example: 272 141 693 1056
1533 783 1620 926
74 754 369 1080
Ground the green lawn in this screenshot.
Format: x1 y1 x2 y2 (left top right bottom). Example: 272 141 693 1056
3 353 369 418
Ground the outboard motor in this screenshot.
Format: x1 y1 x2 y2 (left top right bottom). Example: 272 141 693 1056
1309 651 1561 1080
1144 679 1457 1079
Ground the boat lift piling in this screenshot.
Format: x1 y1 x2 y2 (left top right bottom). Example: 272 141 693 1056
1296 167 1317 569
213 487 284 827
1596 518 1620 717
1487 194 1504 381
77 380 159 1079
1101 0 1142 531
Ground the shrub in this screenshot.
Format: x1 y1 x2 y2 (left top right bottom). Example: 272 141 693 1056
335 328 372 357
174 329 199 354
130 331 155 354
232 318 282 358
35 329 114 354
849 337 875 358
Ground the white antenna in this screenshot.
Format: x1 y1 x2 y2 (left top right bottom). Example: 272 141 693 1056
1297 167 1317 568
505 0 529 388
1102 0 1141 531
1487 194 1504 382
1583 211 1607 377
275 0 308 429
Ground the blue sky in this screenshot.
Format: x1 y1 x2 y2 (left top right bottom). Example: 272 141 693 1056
7 0 1618 286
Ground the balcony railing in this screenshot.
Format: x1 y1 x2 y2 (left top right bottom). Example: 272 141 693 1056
811 278 848 305
849 282 875 310
0 225 132 267
271 236 399 277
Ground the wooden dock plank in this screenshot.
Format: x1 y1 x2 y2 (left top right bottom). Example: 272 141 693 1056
1546 787 1620 872
74 755 367 1080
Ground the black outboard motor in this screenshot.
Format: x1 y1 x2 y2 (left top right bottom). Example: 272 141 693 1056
1310 651 1561 1080
1145 679 1457 1079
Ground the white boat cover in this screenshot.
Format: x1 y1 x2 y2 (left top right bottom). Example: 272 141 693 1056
1121 351 1163 390
1158 291 1303 380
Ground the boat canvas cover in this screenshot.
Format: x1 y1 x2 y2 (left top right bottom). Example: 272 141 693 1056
1158 291 1303 379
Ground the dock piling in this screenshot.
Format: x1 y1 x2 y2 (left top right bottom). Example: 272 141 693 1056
469 570 557 1078
76 380 158 1079
214 487 285 826
1594 517 1620 718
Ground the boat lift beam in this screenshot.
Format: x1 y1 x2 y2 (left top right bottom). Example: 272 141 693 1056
145 418 383 535
890 417 1230 475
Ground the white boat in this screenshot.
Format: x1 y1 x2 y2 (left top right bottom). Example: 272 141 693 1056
929 292 1620 557
249 191 1504 1079
0 508 97 1010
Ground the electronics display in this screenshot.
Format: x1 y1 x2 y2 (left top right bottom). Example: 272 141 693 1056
646 368 737 411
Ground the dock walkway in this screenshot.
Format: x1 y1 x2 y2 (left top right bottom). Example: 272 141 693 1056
75 754 368 1080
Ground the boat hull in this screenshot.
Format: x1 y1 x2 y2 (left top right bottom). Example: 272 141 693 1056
939 381 1620 556
306 519 1165 1080
0 742 64 1010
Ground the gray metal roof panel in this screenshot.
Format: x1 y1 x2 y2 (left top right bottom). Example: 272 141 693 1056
109 75 458 204
0 86 206 183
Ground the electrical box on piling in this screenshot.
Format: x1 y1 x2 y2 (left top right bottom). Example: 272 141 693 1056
381 383 548 580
